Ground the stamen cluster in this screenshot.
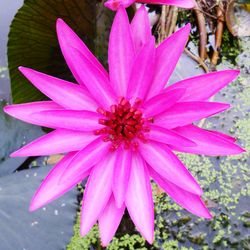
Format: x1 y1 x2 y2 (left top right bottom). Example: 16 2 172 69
95 97 150 150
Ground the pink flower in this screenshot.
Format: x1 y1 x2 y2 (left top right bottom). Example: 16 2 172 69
4 6 244 246
105 0 195 11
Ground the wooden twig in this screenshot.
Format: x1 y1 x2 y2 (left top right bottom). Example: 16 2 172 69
157 5 167 44
197 8 217 20
157 5 178 44
167 7 178 37
193 0 208 60
211 2 225 70
184 48 209 73
165 6 173 37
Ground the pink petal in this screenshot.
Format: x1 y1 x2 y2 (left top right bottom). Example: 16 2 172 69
127 37 155 100
67 47 116 109
139 0 195 9
29 152 90 211
148 125 196 147
139 141 202 195
146 24 191 99
125 154 154 244
113 148 132 208
104 0 135 11
207 130 236 143
149 167 212 219
10 129 96 157
60 137 111 184
131 5 152 52
80 153 116 236
30 110 103 131
155 101 230 129
104 0 195 10
108 6 135 96
3 101 63 126
171 125 245 156
98 195 125 247
56 18 108 85
143 88 185 117
165 70 240 101
19 67 97 111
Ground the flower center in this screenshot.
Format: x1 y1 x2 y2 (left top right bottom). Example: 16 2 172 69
95 97 151 151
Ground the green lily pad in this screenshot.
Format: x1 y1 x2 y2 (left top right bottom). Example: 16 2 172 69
7 0 113 104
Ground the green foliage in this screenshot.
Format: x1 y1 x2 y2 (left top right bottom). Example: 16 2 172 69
67 213 101 250
7 0 113 104
221 29 240 64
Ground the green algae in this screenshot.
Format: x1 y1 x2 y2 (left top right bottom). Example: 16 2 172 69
67 213 101 250
67 39 250 250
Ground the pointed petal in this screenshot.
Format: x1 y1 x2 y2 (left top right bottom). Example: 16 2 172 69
67 47 116 109
149 167 212 219
56 18 108 86
165 70 240 101
148 125 196 147
207 130 236 143
108 7 135 96
139 141 202 195
60 137 111 184
131 5 152 52
29 152 90 211
155 102 230 129
31 110 103 131
125 154 154 244
139 0 195 9
147 24 191 99
143 88 185 117
113 148 132 208
80 153 116 236
19 67 97 111
104 0 135 11
127 37 155 100
11 129 96 157
3 101 63 125
171 125 245 156
99 196 125 247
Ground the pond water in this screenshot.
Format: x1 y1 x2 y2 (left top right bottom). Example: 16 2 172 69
0 1 249 250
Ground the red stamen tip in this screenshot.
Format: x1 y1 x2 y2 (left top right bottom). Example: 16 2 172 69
94 97 151 151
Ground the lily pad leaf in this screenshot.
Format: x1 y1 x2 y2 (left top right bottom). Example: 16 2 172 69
0 101 43 176
0 166 78 250
8 0 98 104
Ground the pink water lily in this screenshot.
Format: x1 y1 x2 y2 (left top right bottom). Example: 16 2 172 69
4 6 244 246
105 0 195 11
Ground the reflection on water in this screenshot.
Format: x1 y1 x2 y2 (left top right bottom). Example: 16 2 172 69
0 0 23 100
